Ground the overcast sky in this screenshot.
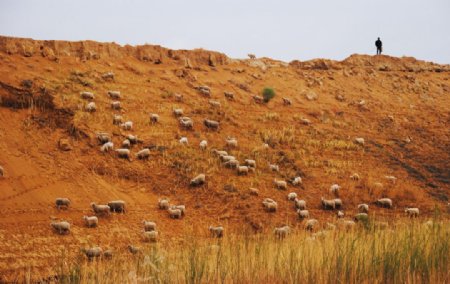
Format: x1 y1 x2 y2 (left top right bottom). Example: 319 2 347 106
1 0 449 63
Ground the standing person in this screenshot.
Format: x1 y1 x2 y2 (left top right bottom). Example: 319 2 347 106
375 37 383 55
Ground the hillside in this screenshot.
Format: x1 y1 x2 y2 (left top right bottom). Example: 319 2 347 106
0 36 449 280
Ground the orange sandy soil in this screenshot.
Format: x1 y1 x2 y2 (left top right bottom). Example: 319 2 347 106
0 36 449 281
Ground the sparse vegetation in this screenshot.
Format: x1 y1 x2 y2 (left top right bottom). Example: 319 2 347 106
262 87 276 103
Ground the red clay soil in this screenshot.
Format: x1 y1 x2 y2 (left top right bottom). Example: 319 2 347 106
0 36 449 281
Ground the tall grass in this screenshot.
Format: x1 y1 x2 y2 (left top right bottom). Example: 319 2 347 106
48 221 449 283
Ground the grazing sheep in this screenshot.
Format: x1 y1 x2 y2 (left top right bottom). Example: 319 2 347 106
237 166 249 175
321 197 336 210
127 134 138 145
337 211 345 218
350 173 360 180
292 176 302 186
85 102 96 112
282 97 292 105
224 159 240 169
111 101 121 110
358 204 369 213
179 117 193 129
226 137 238 148
250 188 259 195
179 137 188 145
116 148 131 159
295 198 307 210
173 108 184 117
208 100 221 108
171 205 186 216
274 225 290 239
108 200 126 213
100 141 114 152
274 179 287 190
103 249 113 259
262 199 278 212
262 143 270 149
212 149 228 157
384 175 397 184
334 199 343 209
55 198 71 210
224 92 234 100
220 155 236 162
150 113 159 123
305 219 318 231
287 192 297 201
128 245 141 255
83 216 98 228
269 164 279 172
354 213 369 222
199 140 208 150
355 137 365 146
80 91 95 100
253 95 264 104
113 115 123 125
405 207 420 217
108 90 121 99
158 198 170 210
190 174 206 186
329 184 341 195
143 231 158 242
0 166 3 177
121 121 133 130
168 208 182 219
204 119 220 130
248 54 256 59
197 86 211 97
174 93 183 102
91 203 111 216
51 221 70 235
297 209 309 219
102 72 114 80
82 247 103 260
122 139 131 149
136 148 150 160
300 118 312 125
244 159 256 168
143 221 156 232
209 226 224 238
376 198 393 209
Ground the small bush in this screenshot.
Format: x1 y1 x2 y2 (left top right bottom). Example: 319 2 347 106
262 88 275 103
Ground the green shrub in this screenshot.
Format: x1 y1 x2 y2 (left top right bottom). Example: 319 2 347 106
262 88 275 103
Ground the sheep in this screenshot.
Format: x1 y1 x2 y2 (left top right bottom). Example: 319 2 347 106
199 140 208 150
127 134 138 144
171 205 186 216
168 207 182 219
292 176 302 186
179 137 188 145
136 148 150 160
142 231 158 242
237 166 249 175
226 137 238 148
103 249 113 259
197 86 211 97
0 165 3 177
321 197 336 210
295 198 307 210
212 149 228 157
300 118 312 125
111 101 121 110
220 155 236 162
224 92 234 100
337 211 345 218
179 117 193 129
174 93 183 102
51 221 70 235
384 175 397 184
173 108 184 117
248 54 256 59
269 164 279 172
350 173 360 180
83 216 99 228
128 245 141 255
80 91 95 100
81 247 103 260
376 198 393 209
224 159 240 169
262 143 270 149
190 174 206 186
287 192 297 201
121 121 133 130
282 97 292 105
108 90 121 99
244 159 256 168
85 102 96 112
204 119 220 130
405 207 420 217
113 115 123 125
150 113 160 123
143 221 157 232
354 213 369 222
122 139 131 149
96 133 111 145
253 95 264 104
108 200 126 213
158 198 170 210
297 209 309 219
274 226 290 239
209 226 224 238
334 199 343 209
91 203 111 216
329 184 341 195
100 141 114 152
305 219 318 231
358 204 369 213
250 188 259 195
208 100 221 108
274 179 287 190
262 199 278 212
55 198 71 210
102 72 114 80
116 148 131 159
355 137 365 146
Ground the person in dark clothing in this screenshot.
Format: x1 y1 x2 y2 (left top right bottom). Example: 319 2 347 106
375 37 382 55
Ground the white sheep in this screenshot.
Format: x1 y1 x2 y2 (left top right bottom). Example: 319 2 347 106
226 137 238 148
51 221 70 235
171 205 186 216
262 199 278 212
136 148 150 160
295 198 307 210
90 203 111 216
355 137 365 146
220 155 236 162
224 159 240 169
224 92 234 100
127 134 138 144
287 192 297 201
173 108 184 117
81 246 103 260
83 216 99 228
190 174 206 186
100 141 114 152
96 133 111 144
269 164 279 172
209 226 224 238
174 93 183 102
334 199 343 209
405 207 419 217
150 113 160 123
337 211 345 218
80 91 95 100
85 102 96 112
204 119 220 130
108 90 121 99
244 159 256 168
376 198 393 209
122 139 131 149
158 198 170 209
168 207 182 219
250 188 259 195
329 184 341 195
350 173 360 180
321 197 335 210
208 100 221 108
111 101 121 110
179 117 194 129
274 225 290 239
143 221 157 232
262 143 270 149
237 165 249 175
199 140 208 150
358 204 369 213
112 114 123 125
197 86 211 97
292 176 302 186
121 121 133 130
384 175 397 184
212 149 228 157
273 179 287 190
282 97 292 105
301 118 311 125
179 137 188 145
253 95 264 104
108 200 126 213
142 231 158 242
116 148 131 159
305 219 318 231
297 209 309 219
55 198 71 210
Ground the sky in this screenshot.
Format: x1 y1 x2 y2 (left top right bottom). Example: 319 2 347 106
0 0 449 63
